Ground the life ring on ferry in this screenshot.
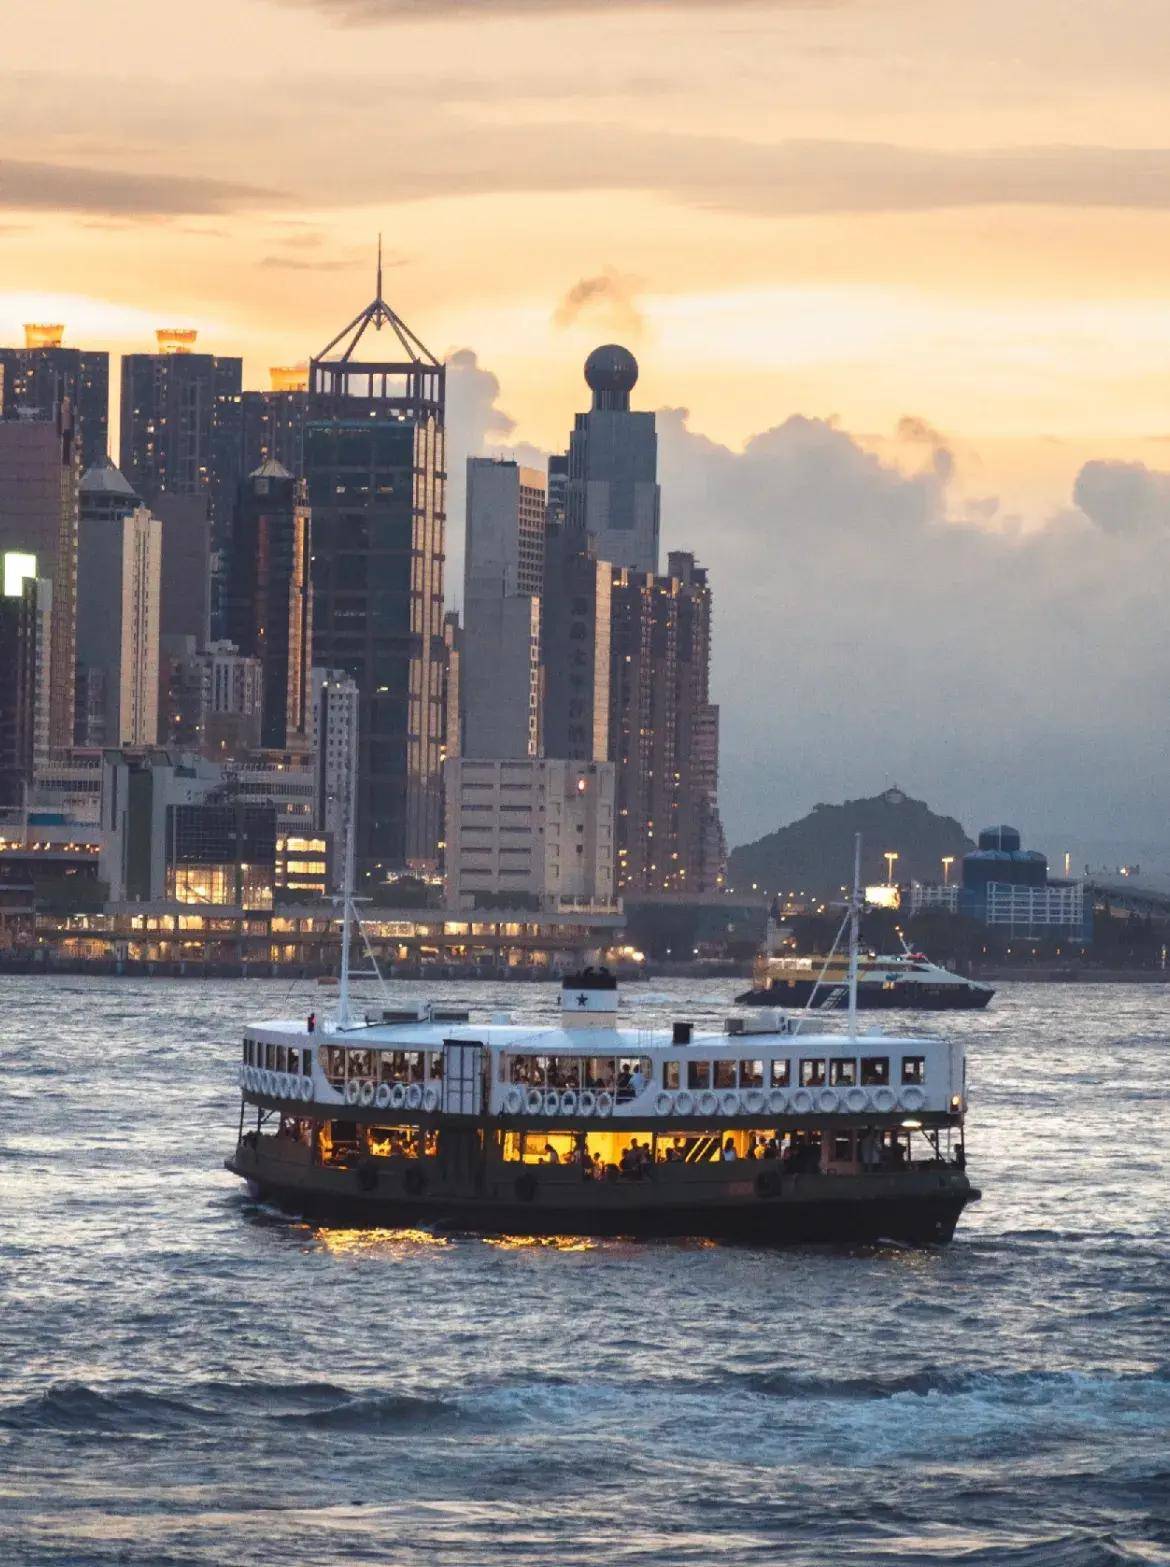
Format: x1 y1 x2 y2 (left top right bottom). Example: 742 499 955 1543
698 1090 718 1117
816 1088 839 1115
720 1091 740 1117
900 1085 926 1113
403 1166 427 1198
359 1081 375 1108
790 1088 813 1115
845 1086 868 1114
543 1089 561 1116
655 1091 675 1116
559 1090 578 1116
374 1083 392 1110
674 1090 695 1117
264 1070 278 1096
595 1091 614 1118
300 1076 315 1103
344 1079 361 1106
578 1089 597 1116
390 1083 407 1109
742 1089 766 1115
504 1086 525 1115
242 1066 254 1092
406 1083 423 1111
524 1087 543 1115
872 1087 897 1114
768 1089 788 1114
422 1086 441 1114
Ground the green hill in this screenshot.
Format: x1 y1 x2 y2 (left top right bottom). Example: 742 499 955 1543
727 788 974 899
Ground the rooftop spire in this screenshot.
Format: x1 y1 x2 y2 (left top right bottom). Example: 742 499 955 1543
311 236 439 369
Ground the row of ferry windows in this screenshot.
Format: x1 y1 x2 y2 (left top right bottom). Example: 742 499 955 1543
505 1054 927 1090
243 1040 310 1075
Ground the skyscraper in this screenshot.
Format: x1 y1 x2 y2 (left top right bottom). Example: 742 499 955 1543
119 327 242 535
0 406 79 751
304 262 446 883
461 458 545 760
607 553 723 894
226 459 312 751
0 552 51 804
0 324 109 473
539 529 610 763
565 344 660 573
76 460 161 748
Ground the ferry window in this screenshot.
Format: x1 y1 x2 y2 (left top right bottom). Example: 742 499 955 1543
831 1133 853 1162
687 1060 711 1090
550 1057 580 1089
861 1056 889 1086
265 1043 274 1068
379 1051 396 1085
427 1051 443 1081
407 1052 425 1083
771 1059 791 1088
902 1056 926 1085
277 1047 287 1073
800 1059 826 1088
325 1046 345 1083
287 1049 299 1075
663 1060 680 1090
739 1060 764 1089
242 1041 250 1064
714 1060 737 1090
829 1058 856 1087
587 1058 617 1090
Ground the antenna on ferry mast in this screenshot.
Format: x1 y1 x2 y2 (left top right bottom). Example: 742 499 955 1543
847 832 862 1038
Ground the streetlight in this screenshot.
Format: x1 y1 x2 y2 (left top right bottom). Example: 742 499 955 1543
884 851 899 885
941 856 954 886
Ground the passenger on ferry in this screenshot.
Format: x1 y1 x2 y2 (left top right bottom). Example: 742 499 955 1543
722 1138 738 1161
617 1067 633 1102
859 1129 881 1169
629 1062 646 1096
307 1012 316 1034
544 1144 560 1164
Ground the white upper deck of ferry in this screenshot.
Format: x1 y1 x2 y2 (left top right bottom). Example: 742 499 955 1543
239 973 966 1124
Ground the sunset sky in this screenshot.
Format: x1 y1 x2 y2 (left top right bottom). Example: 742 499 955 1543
5 0 1170 856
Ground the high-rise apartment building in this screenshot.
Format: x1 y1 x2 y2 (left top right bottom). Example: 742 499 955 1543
311 668 359 888
564 345 660 573
119 327 242 530
0 406 79 751
540 528 611 763
608 552 723 894
461 458 545 760
0 552 51 804
0 324 109 473
304 266 446 882
76 460 161 748
226 460 312 751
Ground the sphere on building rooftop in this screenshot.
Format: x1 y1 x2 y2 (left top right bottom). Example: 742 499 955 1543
584 344 639 396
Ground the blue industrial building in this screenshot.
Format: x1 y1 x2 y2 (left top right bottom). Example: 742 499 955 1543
959 826 1092 940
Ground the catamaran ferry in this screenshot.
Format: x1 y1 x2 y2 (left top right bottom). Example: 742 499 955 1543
736 949 994 1011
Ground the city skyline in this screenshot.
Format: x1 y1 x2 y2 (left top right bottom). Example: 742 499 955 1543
4 0 1170 858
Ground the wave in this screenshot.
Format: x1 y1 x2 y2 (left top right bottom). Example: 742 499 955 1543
722 1364 1170 1406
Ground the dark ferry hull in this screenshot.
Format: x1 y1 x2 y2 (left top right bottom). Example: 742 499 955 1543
735 981 993 1010
228 1143 978 1247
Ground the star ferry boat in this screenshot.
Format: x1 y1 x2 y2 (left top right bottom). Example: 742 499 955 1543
226 966 979 1245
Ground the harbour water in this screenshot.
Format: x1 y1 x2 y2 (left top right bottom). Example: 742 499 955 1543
2 976 1168 1565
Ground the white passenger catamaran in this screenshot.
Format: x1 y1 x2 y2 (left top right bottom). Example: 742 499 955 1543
226 836 980 1244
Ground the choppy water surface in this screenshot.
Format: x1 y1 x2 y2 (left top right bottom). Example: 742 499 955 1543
2 976 1168 1566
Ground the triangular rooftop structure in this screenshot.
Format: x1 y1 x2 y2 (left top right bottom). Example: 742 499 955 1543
79 455 138 495
249 457 292 480
313 237 439 367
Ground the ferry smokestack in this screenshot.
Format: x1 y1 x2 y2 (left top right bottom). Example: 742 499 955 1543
560 967 618 1029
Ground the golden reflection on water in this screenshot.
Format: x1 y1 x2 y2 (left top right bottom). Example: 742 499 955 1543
482 1234 596 1252
312 1227 449 1255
